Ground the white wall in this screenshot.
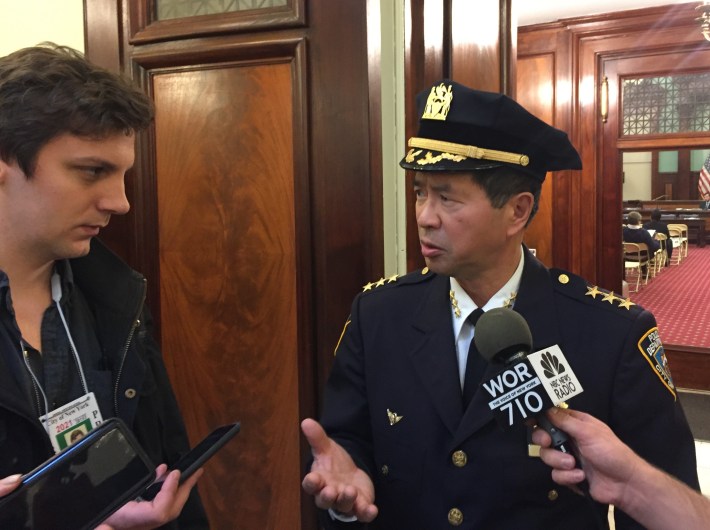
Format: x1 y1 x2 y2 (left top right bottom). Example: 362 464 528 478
0 0 84 56
622 151 652 201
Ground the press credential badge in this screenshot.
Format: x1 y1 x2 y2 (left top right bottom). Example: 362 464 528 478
39 392 103 453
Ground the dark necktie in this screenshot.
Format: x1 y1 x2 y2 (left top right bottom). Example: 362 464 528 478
462 308 485 408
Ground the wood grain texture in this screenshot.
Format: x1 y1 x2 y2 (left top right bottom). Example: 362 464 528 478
153 62 301 528
128 0 305 44
516 53 554 266
86 1 382 525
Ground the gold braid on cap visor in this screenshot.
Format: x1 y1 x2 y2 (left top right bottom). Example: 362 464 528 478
405 137 530 167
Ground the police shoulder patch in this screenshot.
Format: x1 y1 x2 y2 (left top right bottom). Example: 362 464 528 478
637 327 676 398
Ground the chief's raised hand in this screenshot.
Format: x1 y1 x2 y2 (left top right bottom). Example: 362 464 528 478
301 418 378 522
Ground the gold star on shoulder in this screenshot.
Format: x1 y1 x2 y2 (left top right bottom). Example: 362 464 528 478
618 298 636 310
363 274 400 292
602 291 618 304
585 285 602 299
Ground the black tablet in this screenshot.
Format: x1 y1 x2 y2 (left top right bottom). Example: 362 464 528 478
0 417 156 530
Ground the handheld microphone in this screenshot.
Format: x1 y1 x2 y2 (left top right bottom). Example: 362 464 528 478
474 308 597 505
474 308 575 453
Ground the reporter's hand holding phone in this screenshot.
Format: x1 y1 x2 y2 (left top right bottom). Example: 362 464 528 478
0 475 21 497
0 465 202 530
95 464 204 530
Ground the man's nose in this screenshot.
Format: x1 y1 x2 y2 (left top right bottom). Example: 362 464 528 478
416 200 439 228
99 179 131 215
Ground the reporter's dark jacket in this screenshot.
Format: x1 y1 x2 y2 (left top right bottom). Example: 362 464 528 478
0 239 208 529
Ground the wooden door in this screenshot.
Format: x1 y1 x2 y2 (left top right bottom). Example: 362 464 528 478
600 47 710 291
85 2 382 528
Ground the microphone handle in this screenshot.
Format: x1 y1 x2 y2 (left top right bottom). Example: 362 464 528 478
536 413 607 530
536 413 570 452
536 413 592 496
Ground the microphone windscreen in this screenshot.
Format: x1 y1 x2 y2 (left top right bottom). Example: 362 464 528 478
474 307 532 364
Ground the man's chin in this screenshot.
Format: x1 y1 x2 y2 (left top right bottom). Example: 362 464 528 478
64 240 93 259
422 258 450 276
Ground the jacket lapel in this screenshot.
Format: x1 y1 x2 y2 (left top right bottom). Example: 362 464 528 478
451 251 563 447
408 274 464 436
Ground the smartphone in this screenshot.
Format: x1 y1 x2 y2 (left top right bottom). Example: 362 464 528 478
139 421 240 501
0 417 155 530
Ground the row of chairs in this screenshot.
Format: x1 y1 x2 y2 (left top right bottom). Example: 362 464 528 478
623 223 689 293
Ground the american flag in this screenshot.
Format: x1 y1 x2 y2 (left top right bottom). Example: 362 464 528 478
700 152 710 201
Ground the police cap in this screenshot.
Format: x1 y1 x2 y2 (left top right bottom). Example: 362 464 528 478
399 80 582 182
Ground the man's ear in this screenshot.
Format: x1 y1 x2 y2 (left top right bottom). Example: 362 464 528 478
0 157 22 185
507 192 534 235
0 158 10 184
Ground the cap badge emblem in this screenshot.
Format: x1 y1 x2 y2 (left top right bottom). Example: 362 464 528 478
422 83 453 121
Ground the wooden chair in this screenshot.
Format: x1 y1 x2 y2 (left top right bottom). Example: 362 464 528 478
623 242 650 292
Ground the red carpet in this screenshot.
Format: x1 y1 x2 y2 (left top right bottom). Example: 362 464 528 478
631 246 710 348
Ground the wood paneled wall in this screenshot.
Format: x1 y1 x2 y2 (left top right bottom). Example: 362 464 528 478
518 3 710 390
518 2 706 288
85 1 381 528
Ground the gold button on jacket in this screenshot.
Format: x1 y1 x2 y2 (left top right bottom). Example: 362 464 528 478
447 508 463 526
451 450 467 467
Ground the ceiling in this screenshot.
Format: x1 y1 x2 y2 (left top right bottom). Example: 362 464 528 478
517 0 695 26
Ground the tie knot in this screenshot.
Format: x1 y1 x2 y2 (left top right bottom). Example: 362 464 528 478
468 307 485 327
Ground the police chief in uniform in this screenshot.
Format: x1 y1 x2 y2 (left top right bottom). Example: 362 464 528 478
301 81 699 529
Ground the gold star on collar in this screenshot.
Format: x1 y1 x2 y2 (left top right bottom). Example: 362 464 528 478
618 298 636 310
602 291 618 304
375 277 386 288
503 291 517 308
585 285 602 299
363 282 374 292
449 290 462 318
387 274 399 283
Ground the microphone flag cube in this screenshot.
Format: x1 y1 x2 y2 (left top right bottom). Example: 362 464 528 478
527 345 584 405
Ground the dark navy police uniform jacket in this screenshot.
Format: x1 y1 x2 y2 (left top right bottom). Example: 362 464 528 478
319 249 698 530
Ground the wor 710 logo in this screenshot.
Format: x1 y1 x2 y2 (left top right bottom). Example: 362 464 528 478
483 360 554 428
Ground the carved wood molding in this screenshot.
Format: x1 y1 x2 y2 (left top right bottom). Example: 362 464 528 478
126 0 306 44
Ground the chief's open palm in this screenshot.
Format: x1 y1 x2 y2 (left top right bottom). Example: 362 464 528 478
301 418 378 522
